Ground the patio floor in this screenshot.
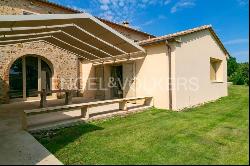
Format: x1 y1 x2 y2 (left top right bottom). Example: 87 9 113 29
0 97 148 164
0 99 64 165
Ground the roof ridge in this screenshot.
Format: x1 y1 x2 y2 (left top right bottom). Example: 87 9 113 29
36 0 82 13
139 24 229 57
139 25 212 44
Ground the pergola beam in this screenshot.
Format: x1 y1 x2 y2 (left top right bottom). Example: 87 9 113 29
0 39 90 61
1 27 114 58
0 35 101 60
73 24 127 54
0 14 145 62
50 36 100 59
0 23 127 55
90 51 146 65
1 30 107 59
0 36 93 61
41 40 90 61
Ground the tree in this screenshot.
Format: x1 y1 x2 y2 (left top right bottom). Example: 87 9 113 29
227 56 239 78
230 62 249 85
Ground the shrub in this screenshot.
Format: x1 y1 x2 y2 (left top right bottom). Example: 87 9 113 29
230 62 249 85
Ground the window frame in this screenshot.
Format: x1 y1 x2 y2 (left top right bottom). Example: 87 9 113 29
210 57 223 83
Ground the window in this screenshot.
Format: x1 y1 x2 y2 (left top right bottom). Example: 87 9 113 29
9 58 23 99
210 58 223 82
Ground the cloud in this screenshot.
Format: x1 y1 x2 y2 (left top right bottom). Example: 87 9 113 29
158 14 167 19
233 50 249 58
89 0 173 23
59 0 195 26
135 14 167 29
141 20 155 26
100 4 109 10
96 0 138 22
164 0 172 5
224 38 249 45
171 0 196 13
237 0 249 5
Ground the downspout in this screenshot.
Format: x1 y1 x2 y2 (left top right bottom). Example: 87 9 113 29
165 40 173 110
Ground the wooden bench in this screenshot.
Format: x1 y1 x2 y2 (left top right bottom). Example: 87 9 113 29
22 96 153 130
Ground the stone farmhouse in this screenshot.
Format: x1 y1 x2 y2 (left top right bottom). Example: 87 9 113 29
0 0 228 110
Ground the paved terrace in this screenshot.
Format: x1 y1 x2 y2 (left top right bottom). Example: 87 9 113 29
0 97 146 165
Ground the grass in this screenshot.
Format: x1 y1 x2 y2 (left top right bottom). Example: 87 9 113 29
34 85 249 165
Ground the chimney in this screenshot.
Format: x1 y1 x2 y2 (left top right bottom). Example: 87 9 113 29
122 21 129 27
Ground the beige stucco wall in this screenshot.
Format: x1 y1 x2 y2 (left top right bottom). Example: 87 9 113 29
80 64 112 101
135 43 170 109
103 65 112 99
171 29 228 110
79 30 228 111
80 62 96 100
0 41 78 103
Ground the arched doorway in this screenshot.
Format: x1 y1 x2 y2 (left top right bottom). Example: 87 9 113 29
9 55 53 99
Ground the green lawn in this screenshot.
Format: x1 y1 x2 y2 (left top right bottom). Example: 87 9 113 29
34 85 249 165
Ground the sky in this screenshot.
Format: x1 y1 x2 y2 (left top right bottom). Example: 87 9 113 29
49 0 249 62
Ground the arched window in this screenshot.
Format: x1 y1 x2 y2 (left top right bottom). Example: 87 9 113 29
9 58 23 98
9 56 53 99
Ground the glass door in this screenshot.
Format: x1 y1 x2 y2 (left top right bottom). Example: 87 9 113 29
9 58 23 99
111 65 123 98
26 56 38 97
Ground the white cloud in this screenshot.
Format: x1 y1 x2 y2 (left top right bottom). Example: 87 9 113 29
237 0 249 5
158 14 167 19
68 0 195 26
171 0 196 13
233 50 249 57
100 4 109 10
100 0 110 4
141 20 155 26
89 0 174 23
135 14 167 29
164 0 172 5
224 38 249 45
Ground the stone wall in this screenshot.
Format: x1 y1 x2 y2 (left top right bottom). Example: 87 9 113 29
0 0 149 103
0 0 80 103
0 41 79 103
0 0 74 15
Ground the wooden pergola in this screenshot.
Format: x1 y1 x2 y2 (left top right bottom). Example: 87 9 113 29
0 14 146 64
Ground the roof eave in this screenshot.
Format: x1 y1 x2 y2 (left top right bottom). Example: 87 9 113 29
139 26 230 58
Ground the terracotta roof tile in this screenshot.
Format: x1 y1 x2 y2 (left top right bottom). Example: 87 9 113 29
139 25 229 56
139 25 212 45
35 0 81 13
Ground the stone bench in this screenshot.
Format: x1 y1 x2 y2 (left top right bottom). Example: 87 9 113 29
22 96 153 130
38 89 79 108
